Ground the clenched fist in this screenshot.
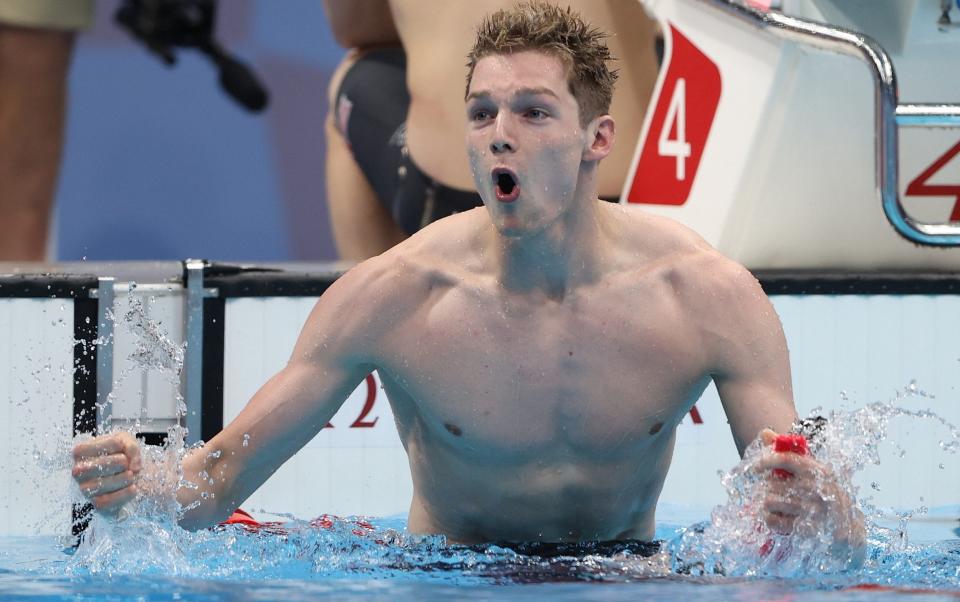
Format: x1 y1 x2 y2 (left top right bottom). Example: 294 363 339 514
72 431 142 514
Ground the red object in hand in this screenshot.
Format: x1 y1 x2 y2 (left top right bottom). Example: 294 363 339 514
772 433 808 479
761 433 810 558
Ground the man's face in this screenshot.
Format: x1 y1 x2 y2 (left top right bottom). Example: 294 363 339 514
465 50 591 236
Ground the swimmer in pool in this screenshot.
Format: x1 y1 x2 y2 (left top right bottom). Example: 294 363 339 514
72 2 865 558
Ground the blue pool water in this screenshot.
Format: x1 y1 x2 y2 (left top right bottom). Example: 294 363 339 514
1 508 957 601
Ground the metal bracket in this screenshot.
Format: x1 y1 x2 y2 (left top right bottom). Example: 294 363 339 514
91 277 115 433
183 259 219 444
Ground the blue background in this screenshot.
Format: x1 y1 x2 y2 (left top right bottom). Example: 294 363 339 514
55 0 346 261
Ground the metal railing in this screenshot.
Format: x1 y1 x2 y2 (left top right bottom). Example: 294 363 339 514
699 0 960 246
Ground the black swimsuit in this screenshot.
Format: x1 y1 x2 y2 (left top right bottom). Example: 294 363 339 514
334 47 483 234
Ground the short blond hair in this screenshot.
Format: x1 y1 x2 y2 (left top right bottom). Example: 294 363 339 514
465 1 618 127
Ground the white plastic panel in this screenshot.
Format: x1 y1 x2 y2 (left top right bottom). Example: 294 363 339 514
0 299 74 536
629 0 785 245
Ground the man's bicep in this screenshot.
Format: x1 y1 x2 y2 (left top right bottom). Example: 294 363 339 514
235 280 382 457
710 269 796 455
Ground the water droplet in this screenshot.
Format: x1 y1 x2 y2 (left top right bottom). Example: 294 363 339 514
242 433 250 447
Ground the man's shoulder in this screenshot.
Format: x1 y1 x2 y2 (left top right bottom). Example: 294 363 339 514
331 247 431 309
337 213 483 304
391 208 488 278
612 206 758 298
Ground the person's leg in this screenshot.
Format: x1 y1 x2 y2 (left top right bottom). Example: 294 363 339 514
325 51 406 261
0 25 74 261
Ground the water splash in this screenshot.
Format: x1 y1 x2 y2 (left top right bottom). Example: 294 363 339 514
62 513 673 584
668 386 960 586
116 292 184 380
67 290 199 544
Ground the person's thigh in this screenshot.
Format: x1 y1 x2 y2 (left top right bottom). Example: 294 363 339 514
0 25 78 260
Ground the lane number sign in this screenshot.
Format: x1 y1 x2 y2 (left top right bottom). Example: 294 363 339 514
626 24 721 206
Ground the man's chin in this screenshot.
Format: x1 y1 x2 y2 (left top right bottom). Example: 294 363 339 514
482 200 551 239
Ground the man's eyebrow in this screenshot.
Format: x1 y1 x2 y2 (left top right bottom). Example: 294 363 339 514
466 87 560 103
515 87 560 100
465 90 488 103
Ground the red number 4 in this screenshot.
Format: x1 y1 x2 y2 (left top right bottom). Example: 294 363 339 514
905 139 960 221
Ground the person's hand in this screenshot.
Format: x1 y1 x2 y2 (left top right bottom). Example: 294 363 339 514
755 429 866 552
72 431 142 515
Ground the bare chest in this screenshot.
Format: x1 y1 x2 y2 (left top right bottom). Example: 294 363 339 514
379 284 710 458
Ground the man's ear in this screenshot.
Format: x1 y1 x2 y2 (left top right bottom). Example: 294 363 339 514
583 115 615 162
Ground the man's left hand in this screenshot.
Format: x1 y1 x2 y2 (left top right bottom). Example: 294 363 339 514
755 428 867 557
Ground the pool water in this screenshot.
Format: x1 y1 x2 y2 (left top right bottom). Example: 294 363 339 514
1 508 957 601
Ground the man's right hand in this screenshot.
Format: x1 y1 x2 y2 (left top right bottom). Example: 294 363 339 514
72 431 142 515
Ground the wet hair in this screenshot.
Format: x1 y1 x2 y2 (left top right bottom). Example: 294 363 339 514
465 1 618 127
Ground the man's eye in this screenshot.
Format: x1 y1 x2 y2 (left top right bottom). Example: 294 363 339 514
471 110 492 121
526 108 547 119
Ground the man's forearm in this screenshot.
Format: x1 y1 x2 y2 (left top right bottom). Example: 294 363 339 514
175 444 236 530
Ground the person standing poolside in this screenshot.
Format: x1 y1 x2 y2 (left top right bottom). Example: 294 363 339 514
321 0 660 260
0 1 94 260
73 2 865 557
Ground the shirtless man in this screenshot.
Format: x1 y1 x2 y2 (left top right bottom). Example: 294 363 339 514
322 0 660 259
73 3 864 554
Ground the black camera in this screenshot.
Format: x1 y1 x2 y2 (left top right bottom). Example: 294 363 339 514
115 0 269 112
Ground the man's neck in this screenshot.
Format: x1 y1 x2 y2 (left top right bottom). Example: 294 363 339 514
490 195 611 301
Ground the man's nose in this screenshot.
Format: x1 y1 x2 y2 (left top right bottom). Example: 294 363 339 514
490 115 515 154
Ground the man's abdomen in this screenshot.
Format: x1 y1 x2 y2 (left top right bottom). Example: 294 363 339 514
405 435 674 544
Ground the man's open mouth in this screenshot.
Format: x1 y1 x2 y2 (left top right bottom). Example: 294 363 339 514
493 168 520 203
